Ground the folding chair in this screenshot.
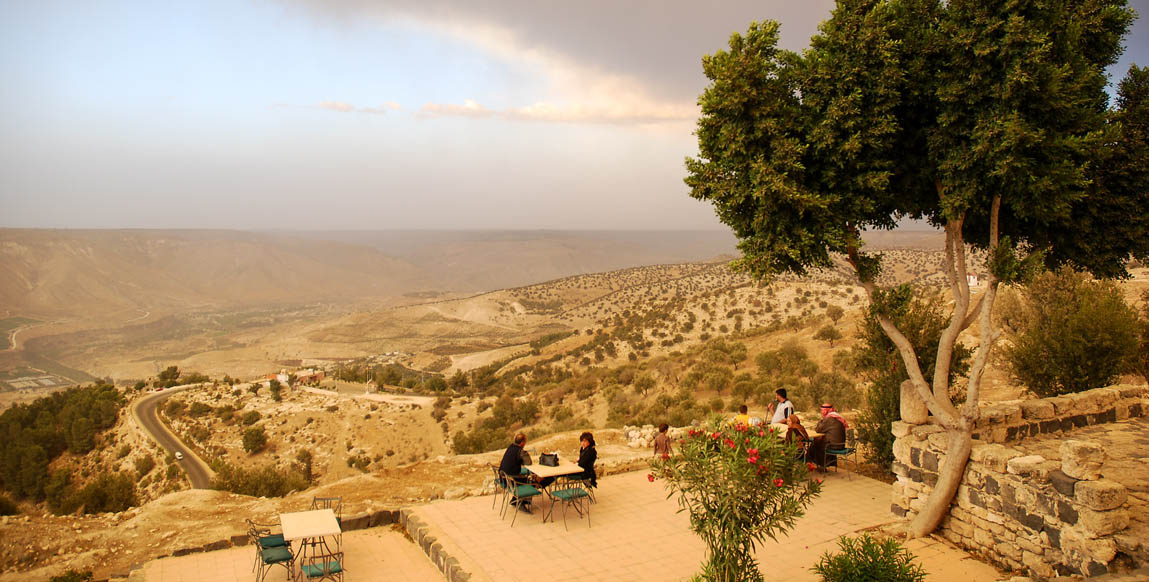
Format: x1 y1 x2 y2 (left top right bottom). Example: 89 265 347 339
824 428 859 479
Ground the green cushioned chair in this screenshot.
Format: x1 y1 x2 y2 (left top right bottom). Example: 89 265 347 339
499 469 542 526
251 534 294 582
301 551 344 581
824 428 859 480
546 482 591 531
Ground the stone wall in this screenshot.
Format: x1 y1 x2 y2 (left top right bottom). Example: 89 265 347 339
890 384 1147 579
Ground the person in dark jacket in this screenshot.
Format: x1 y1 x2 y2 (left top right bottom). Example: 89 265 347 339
576 432 597 488
806 403 848 469
500 433 538 511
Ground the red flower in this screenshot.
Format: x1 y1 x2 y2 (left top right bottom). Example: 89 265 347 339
647 473 655 482
756 465 767 475
724 438 735 449
661 453 670 460
768 427 775 433
711 432 721 440
807 462 817 472
816 478 824 485
744 438 750 444
758 430 765 437
774 478 785 488
747 455 758 464
748 448 758 456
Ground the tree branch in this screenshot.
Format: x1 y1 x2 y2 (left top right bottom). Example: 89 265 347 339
932 216 971 407
962 195 1003 424
846 235 959 428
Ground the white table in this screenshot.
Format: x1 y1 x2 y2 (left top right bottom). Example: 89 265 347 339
280 509 341 579
528 460 585 480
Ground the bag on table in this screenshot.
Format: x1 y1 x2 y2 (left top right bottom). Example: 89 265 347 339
539 453 559 467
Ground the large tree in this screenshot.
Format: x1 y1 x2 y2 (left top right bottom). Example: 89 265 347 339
686 0 1143 537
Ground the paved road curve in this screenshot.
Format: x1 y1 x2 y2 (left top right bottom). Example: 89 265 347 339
131 384 215 489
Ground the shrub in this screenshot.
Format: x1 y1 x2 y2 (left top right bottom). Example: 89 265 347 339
188 402 213 417
651 418 820 582
812 534 925 582
0 493 18 515
211 463 308 497
134 455 156 477
50 571 93 582
1002 268 1138 396
74 472 138 513
242 427 268 454
240 411 261 426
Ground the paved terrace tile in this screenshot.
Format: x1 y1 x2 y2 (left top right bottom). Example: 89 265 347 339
413 469 1007 582
141 528 440 582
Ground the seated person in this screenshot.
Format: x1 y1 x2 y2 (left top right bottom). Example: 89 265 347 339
768 388 795 424
576 432 597 488
652 423 672 457
806 403 848 469
784 413 809 446
499 433 546 511
733 404 751 426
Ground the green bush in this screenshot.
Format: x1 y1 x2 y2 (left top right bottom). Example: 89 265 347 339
73 472 138 513
242 427 268 454
812 534 925 582
0 382 123 501
134 455 156 477
651 418 820 582
211 463 308 497
240 411 261 426
1002 268 1139 396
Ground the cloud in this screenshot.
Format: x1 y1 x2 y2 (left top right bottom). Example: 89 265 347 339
419 99 493 118
278 1 833 125
301 101 402 114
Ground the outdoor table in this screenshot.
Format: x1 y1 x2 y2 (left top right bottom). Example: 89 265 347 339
280 508 341 580
527 461 588 523
770 423 823 439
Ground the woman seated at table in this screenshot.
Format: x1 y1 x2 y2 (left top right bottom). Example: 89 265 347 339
574 432 597 488
784 414 810 459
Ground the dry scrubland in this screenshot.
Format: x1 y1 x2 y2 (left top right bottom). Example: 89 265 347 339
3 231 1148 580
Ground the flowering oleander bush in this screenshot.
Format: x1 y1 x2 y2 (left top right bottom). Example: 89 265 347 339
650 417 821 582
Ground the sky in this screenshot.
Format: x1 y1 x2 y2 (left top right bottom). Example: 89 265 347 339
1 0 1146 231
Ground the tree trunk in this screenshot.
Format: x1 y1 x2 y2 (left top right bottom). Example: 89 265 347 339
907 427 972 537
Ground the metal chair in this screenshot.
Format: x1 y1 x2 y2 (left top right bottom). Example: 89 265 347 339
545 476 591 531
301 551 344 582
564 469 597 503
488 463 508 510
248 522 294 582
824 428 859 479
245 519 289 574
498 469 541 527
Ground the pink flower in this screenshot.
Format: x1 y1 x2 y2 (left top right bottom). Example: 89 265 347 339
774 478 784 488
647 473 655 482
758 430 765 437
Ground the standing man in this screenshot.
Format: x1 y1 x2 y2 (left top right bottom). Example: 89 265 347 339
768 388 795 424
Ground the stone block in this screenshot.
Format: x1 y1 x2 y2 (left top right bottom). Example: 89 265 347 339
341 513 370 531
1042 525 1061 550
983 474 1000 496
891 504 907 517
900 380 929 424
1058 500 1079 525
909 423 944 438
910 447 921 468
1006 455 1046 476
1060 440 1104 480
1049 396 1075 416
1049 470 1079 497
891 421 911 438
927 431 949 451
203 540 229 552
1117 384 1145 398
229 534 249 547
1075 479 1127 511
1022 551 1055 579
982 446 1023 473
893 438 911 464
1079 508 1130 538
1020 400 1056 420
1062 528 1118 562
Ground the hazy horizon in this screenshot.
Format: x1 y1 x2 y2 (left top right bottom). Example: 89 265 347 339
2 1 1145 231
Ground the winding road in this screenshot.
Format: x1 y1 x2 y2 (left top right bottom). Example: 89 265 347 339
130 384 215 489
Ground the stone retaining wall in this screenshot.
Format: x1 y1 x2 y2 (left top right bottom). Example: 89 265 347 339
891 384 1147 579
